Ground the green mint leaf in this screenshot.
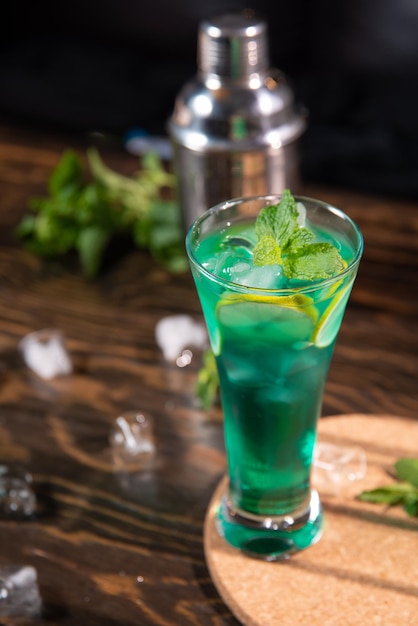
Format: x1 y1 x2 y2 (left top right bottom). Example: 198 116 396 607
357 483 416 506
49 150 84 198
357 457 418 517
15 214 37 238
255 189 299 247
403 495 418 517
139 199 188 272
284 243 345 281
285 227 315 253
253 235 282 266
254 205 278 239
196 348 219 410
133 215 152 247
253 190 345 281
35 212 78 254
149 199 181 224
394 458 418 488
149 223 182 249
76 226 111 278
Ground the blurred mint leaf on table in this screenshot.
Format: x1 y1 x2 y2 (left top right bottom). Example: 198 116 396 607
16 148 188 278
195 348 219 410
357 458 418 518
394 458 418 487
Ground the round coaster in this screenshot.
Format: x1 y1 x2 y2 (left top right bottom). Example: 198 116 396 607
204 414 418 626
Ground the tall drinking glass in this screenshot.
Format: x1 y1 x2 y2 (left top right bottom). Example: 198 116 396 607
186 194 363 560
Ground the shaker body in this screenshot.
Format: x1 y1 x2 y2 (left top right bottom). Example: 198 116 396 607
168 13 306 229
171 140 301 229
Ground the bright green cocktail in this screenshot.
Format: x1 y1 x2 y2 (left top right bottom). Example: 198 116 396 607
186 192 363 559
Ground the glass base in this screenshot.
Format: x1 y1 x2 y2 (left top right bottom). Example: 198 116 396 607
216 488 323 561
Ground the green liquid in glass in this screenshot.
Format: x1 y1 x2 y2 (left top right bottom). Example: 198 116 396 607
192 217 358 519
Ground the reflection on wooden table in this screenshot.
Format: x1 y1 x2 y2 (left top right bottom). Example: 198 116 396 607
0 124 417 625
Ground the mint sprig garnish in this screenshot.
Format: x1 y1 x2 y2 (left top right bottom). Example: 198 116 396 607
253 189 345 281
195 348 219 410
357 458 418 518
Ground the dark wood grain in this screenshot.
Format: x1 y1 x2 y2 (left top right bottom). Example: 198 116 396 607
0 124 417 625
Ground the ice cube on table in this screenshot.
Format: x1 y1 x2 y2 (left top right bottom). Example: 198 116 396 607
18 329 73 380
0 464 32 485
0 478 36 518
0 465 36 518
0 565 42 617
312 441 367 495
155 315 207 362
109 412 155 469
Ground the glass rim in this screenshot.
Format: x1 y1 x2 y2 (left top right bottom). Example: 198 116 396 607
185 193 364 296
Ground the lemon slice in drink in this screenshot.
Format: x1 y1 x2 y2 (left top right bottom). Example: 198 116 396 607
312 287 352 348
216 293 318 347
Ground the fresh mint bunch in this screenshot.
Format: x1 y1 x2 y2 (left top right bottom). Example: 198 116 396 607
16 148 187 278
357 458 418 517
253 189 345 280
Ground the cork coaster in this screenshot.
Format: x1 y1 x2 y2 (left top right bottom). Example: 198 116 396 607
204 414 418 626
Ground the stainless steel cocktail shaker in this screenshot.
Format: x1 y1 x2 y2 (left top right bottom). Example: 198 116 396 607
168 12 306 229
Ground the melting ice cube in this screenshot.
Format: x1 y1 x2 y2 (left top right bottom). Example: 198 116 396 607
0 565 42 617
221 236 254 257
296 201 307 227
0 464 32 486
228 261 252 284
202 250 236 278
231 264 283 289
0 478 36 518
155 315 208 362
0 466 36 518
109 412 155 469
18 329 72 380
312 442 367 495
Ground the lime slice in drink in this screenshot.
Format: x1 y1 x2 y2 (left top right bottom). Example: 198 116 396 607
216 293 317 346
312 287 351 348
218 293 317 315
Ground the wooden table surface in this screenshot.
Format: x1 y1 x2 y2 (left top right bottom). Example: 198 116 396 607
0 124 417 625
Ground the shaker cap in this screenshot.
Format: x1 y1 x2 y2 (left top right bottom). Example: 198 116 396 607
198 12 269 79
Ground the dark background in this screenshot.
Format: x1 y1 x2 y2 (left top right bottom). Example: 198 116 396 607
2 0 418 198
